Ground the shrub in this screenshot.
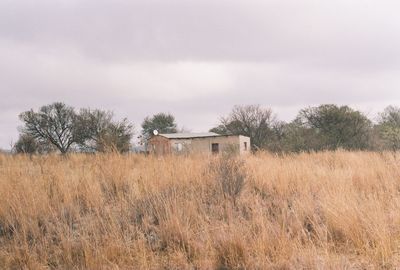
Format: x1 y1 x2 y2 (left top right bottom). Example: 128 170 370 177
211 155 246 206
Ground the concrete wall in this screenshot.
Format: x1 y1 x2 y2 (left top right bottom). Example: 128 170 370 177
147 136 171 155
148 135 251 155
168 135 251 155
238 135 251 154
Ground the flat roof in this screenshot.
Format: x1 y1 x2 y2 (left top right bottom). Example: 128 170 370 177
159 132 222 139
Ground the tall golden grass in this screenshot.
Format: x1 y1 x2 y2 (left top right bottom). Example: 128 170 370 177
0 151 399 269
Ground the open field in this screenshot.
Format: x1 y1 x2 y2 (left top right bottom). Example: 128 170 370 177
0 152 400 269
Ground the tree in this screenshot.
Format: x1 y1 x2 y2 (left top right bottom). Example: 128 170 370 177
77 109 133 153
19 102 80 154
140 113 177 142
297 104 372 150
18 103 134 154
210 105 277 151
275 119 322 153
376 106 400 150
76 109 113 152
96 119 133 153
13 134 41 154
379 106 400 126
13 133 55 154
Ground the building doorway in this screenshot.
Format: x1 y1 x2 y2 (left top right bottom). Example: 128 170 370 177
211 143 219 154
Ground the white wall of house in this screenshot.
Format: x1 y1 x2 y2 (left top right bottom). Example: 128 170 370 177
168 135 250 155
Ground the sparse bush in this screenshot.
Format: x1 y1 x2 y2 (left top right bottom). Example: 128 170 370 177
211 155 246 206
13 134 44 154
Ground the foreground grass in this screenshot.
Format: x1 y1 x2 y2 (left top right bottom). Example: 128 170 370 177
0 152 399 269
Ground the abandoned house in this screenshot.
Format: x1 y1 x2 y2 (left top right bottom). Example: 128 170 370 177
147 132 251 155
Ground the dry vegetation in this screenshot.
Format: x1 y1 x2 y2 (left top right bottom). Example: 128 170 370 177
0 152 400 269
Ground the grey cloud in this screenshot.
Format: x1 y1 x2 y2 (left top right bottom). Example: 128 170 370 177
2 1 400 68
1 0 400 148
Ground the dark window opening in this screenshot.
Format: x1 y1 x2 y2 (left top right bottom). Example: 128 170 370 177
244 142 248 151
211 143 219 154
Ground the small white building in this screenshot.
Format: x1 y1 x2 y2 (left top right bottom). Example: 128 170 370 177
147 132 251 155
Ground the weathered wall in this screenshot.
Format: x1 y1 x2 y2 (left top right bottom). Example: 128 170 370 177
147 136 171 155
238 135 251 154
169 135 251 155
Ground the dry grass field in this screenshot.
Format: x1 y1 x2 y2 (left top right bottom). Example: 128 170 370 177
0 152 400 269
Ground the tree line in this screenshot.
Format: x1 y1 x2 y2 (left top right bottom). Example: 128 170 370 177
12 102 400 154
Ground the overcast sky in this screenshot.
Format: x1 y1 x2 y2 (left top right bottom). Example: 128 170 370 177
1 0 400 149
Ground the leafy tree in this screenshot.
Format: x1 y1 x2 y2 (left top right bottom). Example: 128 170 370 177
13 133 55 154
141 113 177 142
13 134 41 154
376 106 400 150
275 120 322 153
209 124 229 135
76 109 113 152
297 104 372 150
77 109 133 153
379 106 400 125
18 103 134 154
210 105 277 151
19 102 80 154
96 119 133 153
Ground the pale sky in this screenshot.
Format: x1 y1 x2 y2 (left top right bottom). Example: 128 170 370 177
1 0 400 149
